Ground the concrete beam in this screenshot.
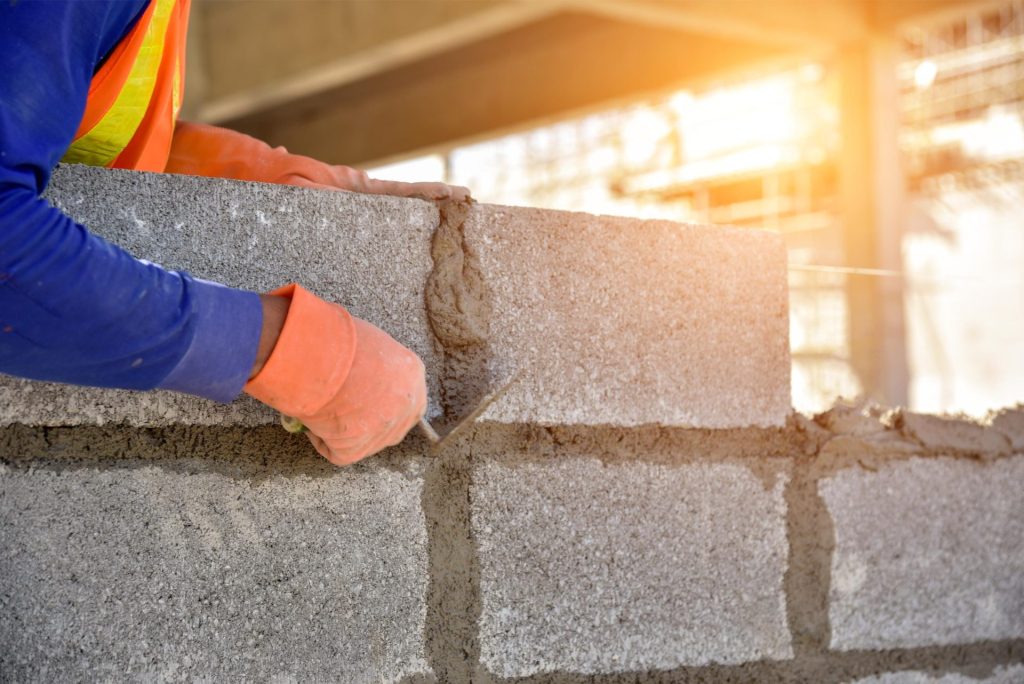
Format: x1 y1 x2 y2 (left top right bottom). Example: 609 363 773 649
222 12 786 167
195 0 564 124
866 0 1009 30
196 0 507 100
190 0 996 156
193 0 840 127
572 0 996 47
1 165 791 428
564 0 865 48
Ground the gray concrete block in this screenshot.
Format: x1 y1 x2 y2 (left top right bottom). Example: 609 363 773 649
0 450 432 682
468 204 791 428
4 165 791 429
822 456 1024 650
2 164 441 426
897 411 1012 456
471 457 792 677
990 405 1024 451
849 665 1024 683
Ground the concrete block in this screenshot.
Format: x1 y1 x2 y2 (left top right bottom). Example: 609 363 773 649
4 165 791 429
896 411 1012 456
849 665 1024 683
2 164 440 426
822 456 1024 650
471 457 792 677
0 449 432 681
990 405 1024 451
468 204 791 428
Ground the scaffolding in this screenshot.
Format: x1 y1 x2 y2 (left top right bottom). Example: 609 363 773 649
901 0 1024 190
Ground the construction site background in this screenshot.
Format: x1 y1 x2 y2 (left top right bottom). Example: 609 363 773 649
369 0 1024 417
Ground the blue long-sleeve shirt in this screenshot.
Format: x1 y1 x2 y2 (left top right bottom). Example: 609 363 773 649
0 0 263 402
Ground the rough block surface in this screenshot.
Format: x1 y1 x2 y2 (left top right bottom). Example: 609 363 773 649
0 448 432 682
469 205 791 427
1 164 440 426
471 456 792 677
822 456 1024 650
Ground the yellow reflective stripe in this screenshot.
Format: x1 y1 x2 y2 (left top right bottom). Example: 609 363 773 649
172 56 181 117
63 0 176 167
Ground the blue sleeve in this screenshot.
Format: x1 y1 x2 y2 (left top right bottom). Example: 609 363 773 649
0 0 263 402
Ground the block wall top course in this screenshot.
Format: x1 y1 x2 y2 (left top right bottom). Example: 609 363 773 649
811 403 1024 461
1 164 791 429
466 204 791 428
989 405 1024 451
2 164 440 426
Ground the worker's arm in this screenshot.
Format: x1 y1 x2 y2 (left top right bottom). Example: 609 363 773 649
0 1 425 464
0 0 260 400
0 185 263 399
166 121 471 202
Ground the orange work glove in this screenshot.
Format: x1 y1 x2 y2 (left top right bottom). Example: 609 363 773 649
166 121 470 202
244 284 426 466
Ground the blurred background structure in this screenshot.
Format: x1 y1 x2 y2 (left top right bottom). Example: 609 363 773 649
183 0 1023 416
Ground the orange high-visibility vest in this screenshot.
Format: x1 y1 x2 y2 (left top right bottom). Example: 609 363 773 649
62 0 191 172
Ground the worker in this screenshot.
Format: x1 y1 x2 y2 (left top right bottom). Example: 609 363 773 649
0 0 468 465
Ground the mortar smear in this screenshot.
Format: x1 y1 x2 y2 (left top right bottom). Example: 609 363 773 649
424 201 494 420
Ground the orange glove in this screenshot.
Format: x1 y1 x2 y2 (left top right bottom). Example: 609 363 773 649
166 121 470 201
244 284 426 466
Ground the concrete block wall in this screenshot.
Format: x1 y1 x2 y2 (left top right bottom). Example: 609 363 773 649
1 167 1021 682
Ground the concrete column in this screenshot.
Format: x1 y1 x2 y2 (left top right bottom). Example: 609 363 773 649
837 38 910 407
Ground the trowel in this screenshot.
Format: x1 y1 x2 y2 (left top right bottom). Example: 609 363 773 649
279 372 517 453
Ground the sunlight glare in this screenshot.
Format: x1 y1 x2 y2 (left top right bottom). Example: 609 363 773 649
914 60 938 89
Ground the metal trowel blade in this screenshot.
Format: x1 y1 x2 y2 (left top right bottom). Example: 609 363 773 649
420 372 519 452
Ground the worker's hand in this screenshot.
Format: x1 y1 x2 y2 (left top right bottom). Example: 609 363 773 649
350 178 472 203
243 284 426 466
167 122 471 201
